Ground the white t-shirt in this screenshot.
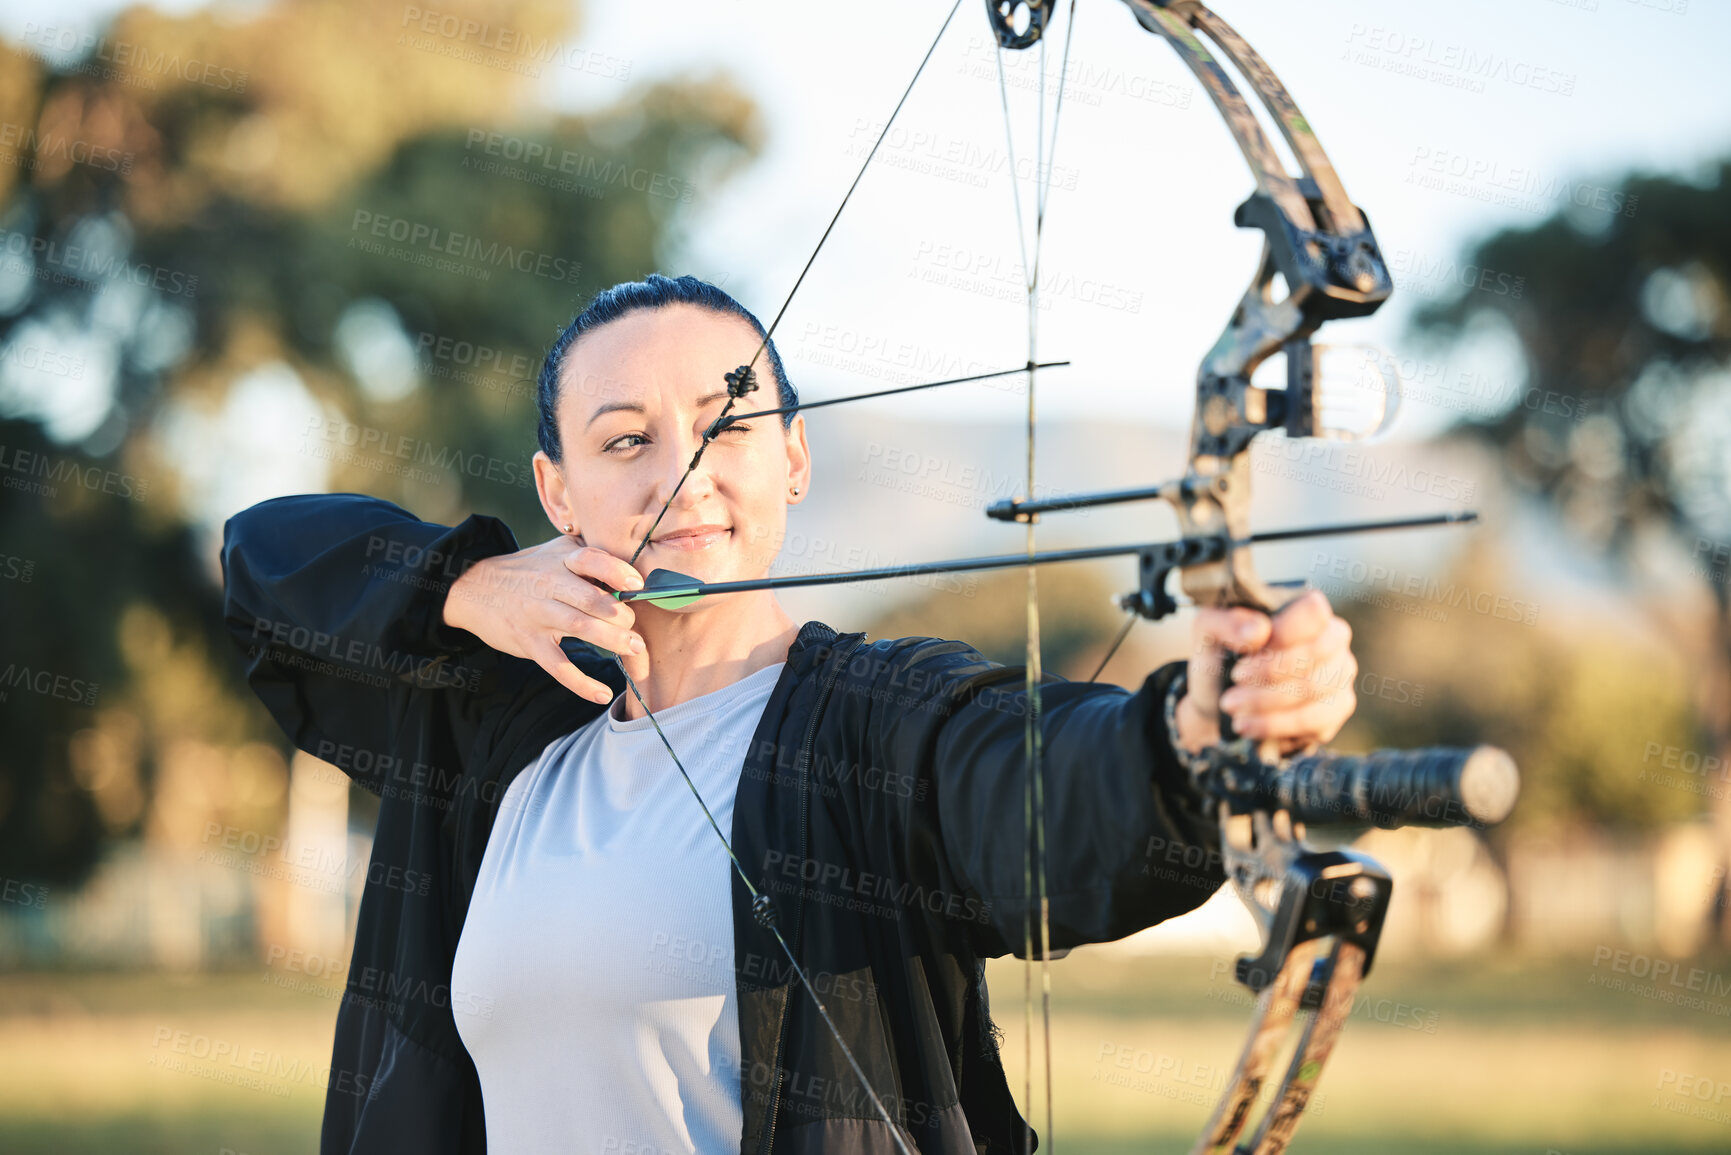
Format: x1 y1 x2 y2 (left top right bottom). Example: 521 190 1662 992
452 661 786 1155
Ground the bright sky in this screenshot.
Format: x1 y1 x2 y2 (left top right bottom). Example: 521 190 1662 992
3 0 1727 443
548 0 1731 434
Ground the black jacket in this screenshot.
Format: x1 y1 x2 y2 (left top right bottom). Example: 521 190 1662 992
219 492 1226 1155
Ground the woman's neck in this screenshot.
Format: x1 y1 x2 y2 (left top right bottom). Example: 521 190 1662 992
616 592 799 718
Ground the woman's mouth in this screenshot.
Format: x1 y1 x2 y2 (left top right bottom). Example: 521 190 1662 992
652 524 731 551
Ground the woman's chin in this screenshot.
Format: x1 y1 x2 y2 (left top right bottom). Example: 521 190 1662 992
645 542 752 587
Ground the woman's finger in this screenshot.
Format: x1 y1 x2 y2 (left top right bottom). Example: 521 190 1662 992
531 637 616 705
543 571 638 631
1230 693 1354 745
1230 617 1353 687
1263 589 1337 648
557 604 643 657
1192 605 1273 657
563 544 645 594
1220 650 1358 717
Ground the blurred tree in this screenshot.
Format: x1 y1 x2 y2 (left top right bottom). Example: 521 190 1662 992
0 0 761 886
1337 539 1699 834
1410 162 1731 942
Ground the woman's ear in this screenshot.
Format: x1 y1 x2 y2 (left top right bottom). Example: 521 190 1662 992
785 415 811 504
533 451 577 535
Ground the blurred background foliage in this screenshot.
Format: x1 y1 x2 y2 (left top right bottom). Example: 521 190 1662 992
0 0 761 887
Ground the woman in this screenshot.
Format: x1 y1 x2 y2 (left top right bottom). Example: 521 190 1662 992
221 274 1357 1155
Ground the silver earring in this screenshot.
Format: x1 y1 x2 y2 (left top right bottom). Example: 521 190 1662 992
562 523 573 534
790 487 800 497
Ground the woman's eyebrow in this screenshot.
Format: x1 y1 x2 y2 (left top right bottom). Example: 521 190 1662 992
584 389 733 431
585 399 643 429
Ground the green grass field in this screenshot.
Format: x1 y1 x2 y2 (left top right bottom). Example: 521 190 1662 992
1 950 1727 1154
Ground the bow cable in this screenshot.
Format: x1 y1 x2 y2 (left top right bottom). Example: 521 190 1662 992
992 2 1080 1148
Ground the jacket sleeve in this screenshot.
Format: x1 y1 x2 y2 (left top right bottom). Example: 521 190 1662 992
848 636 1226 955
219 492 521 795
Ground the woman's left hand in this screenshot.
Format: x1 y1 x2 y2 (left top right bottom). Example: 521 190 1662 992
1174 589 1358 757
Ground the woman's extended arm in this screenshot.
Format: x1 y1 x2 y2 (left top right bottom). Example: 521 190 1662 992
220 492 519 792
850 640 1221 954
851 593 1358 955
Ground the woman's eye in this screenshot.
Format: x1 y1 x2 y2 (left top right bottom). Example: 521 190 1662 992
720 422 752 436
603 433 649 453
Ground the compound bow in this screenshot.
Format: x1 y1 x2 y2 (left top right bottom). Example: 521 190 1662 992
572 2 1524 1153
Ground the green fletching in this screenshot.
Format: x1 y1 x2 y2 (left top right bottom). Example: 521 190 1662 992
632 587 703 609
625 568 705 608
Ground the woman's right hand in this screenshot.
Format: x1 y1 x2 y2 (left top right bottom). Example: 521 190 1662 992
441 537 645 704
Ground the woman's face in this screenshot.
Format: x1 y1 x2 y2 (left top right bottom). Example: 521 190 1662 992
533 303 810 592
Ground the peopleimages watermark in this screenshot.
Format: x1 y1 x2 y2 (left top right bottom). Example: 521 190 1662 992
1342 24 1576 97
1638 741 1729 802
856 440 1092 521
200 821 433 898
845 119 1082 194
792 320 1027 393
19 23 249 92
0 339 87 381
0 122 132 175
262 943 495 1020
1588 945 1731 1016
0 662 98 707
955 35 1194 112
1351 349 1593 425
639 930 881 1007
245 613 485 693
1404 146 1637 219
414 330 536 401
1253 440 1478 505
0 225 198 299
0 443 151 504
347 210 582 285
1387 246 1524 301
149 1025 375 1101
734 526 981 602
907 241 1143 314
1307 550 1541 627
1092 1041 1329 1113
398 7 632 82
300 415 535 490
1653 1068 1731 1128
1 876 49 909
1205 958 1442 1032
761 850 992 926
463 129 695 203
1692 538 1729 588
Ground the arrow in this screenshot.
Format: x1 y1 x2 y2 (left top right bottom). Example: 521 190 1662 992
613 510 1478 606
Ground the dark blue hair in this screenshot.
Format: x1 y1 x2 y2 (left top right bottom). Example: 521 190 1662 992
536 274 796 462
